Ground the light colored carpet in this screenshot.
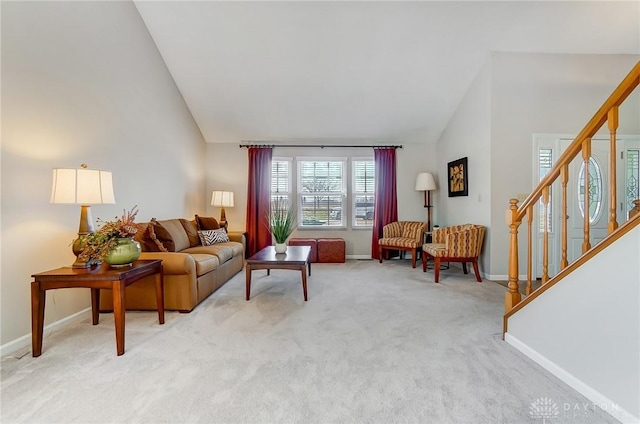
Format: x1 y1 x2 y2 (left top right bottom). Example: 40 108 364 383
1 260 620 424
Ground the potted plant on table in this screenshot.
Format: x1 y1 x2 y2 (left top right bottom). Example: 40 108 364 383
79 206 141 267
268 197 296 254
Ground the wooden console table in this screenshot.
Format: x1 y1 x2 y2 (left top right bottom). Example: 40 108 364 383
30 259 164 357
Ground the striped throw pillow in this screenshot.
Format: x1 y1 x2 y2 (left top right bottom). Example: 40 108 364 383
198 229 229 246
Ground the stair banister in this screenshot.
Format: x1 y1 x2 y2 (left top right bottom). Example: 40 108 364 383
505 61 640 316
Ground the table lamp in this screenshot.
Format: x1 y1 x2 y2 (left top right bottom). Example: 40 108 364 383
51 164 115 267
415 172 437 232
211 190 234 230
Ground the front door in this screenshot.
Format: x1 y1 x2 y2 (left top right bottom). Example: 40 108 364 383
562 138 609 264
534 135 639 279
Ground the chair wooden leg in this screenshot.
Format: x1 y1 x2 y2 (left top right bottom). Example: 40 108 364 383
422 251 428 272
472 259 482 282
379 246 383 263
462 262 468 274
411 249 417 268
434 257 441 283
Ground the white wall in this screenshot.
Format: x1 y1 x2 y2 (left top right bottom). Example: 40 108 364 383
506 225 640 423
488 53 640 278
1 2 206 348
206 142 435 257
436 58 493 273
438 53 640 278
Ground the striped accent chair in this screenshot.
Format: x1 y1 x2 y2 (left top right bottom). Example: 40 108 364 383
422 224 485 283
378 221 427 268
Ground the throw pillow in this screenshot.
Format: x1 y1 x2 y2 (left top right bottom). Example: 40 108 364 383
195 214 220 230
148 218 176 252
198 229 230 246
132 222 161 252
180 218 201 247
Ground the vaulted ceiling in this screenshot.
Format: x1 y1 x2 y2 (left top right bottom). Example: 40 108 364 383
134 1 640 144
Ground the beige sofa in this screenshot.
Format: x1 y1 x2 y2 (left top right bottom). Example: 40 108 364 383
99 217 245 312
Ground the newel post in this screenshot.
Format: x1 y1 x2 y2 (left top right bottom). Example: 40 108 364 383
505 198 522 312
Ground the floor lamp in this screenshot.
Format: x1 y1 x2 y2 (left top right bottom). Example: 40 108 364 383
415 172 437 232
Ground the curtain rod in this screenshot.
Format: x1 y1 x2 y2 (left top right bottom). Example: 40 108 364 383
239 143 402 149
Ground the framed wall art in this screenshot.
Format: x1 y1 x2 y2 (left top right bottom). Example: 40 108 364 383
447 157 468 197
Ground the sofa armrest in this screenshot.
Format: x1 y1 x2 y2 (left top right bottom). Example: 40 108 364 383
227 231 247 257
139 252 195 275
432 227 446 243
227 231 245 244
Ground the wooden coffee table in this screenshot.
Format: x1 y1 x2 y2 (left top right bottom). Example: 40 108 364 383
245 246 311 301
30 259 164 357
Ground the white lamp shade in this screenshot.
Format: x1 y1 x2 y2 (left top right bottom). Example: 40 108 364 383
211 190 234 207
50 168 115 204
415 172 437 191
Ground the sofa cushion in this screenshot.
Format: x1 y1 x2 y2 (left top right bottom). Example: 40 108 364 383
198 229 229 246
379 237 421 248
195 215 220 230
422 243 447 257
156 219 190 252
189 253 220 276
182 242 242 264
180 219 200 248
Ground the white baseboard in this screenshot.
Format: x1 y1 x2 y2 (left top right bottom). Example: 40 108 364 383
486 274 528 281
505 332 639 424
0 307 91 358
346 255 373 260
343 258 519 282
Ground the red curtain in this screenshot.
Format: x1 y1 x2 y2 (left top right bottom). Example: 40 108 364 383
371 148 398 259
245 147 273 257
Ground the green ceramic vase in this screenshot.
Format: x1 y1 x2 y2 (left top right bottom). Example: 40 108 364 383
104 237 141 267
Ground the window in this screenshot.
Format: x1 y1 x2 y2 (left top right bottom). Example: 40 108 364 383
270 157 375 229
271 158 292 215
352 160 375 227
538 148 553 232
298 159 345 227
626 149 639 215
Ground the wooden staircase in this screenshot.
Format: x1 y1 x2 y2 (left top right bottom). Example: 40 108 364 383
503 61 640 333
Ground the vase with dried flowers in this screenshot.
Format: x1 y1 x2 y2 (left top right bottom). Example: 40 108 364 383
79 206 141 267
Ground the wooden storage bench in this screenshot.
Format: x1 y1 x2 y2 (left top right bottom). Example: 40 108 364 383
288 238 346 263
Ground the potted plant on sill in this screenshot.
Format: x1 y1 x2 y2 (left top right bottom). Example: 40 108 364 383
269 197 296 254
78 206 141 267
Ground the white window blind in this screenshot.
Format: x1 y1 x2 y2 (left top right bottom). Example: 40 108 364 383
538 148 553 233
352 160 375 227
298 160 345 227
271 158 292 214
